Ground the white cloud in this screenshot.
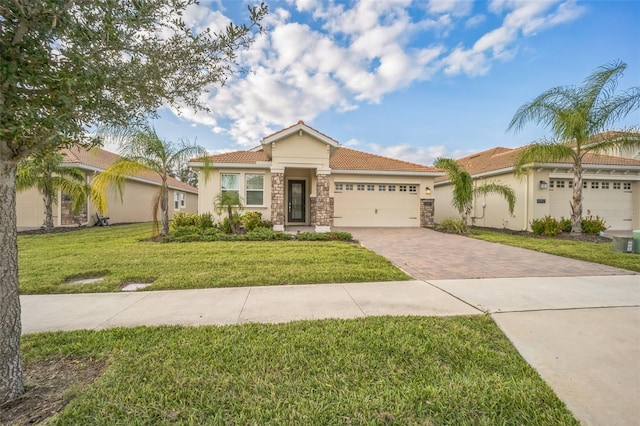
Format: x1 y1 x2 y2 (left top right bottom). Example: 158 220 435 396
168 0 585 149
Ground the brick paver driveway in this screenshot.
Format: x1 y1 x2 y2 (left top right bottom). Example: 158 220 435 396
341 227 635 280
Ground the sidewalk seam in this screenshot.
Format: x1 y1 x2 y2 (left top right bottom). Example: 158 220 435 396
340 284 367 317
490 304 640 315
422 280 487 314
93 292 153 330
236 287 252 324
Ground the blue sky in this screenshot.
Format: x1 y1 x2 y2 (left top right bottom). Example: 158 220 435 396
149 0 640 166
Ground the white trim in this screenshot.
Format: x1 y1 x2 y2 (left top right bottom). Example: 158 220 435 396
314 225 331 232
262 122 340 148
273 224 285 232
188 161 271 170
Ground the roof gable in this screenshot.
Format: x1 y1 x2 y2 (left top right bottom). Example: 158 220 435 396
262 120 340 148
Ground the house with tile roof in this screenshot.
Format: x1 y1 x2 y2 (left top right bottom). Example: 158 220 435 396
189 121 444 231
17 145 198 228
434 144 640 232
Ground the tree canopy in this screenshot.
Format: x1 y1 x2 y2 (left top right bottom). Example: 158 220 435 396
508 60 640 233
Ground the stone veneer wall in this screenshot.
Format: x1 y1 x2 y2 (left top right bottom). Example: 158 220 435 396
420 198 435 228
315 174 333 227
271 173 285 227
309 197 317 226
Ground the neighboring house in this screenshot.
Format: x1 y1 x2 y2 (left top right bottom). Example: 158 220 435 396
190 121 443 231
434 146 640 232
17 146 198 228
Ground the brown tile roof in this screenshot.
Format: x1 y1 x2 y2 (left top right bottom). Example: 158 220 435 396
208 150 270 164
205 146 438 173
330 147 439 172
435 144 640 182
61 145 197 193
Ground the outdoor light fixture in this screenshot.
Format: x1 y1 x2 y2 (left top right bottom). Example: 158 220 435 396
425 187 432 195
539 180 548 189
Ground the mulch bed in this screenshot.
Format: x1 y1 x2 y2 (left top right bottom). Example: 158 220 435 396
474 226 612 243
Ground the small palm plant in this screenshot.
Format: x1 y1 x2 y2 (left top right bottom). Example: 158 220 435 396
214 192 244 234
92 125 210 236
435 157 516 229
17 150 92 231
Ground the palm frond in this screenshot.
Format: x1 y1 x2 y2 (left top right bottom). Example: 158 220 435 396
513 143 576 176
590 87 640 132
507 87 576 134
91 159 149 213
582 60 626 106
584 129 640 155
473 183 516 215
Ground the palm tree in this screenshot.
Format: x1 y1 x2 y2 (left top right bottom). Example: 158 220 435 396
92 126 209 236
213 191 244 234
508 60 640 233
435 158 516 227
16 150 91 232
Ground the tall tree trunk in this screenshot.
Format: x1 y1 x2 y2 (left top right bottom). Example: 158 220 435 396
0 158 25 404
43 189 55 232
570 160 584 234
161 184 169 236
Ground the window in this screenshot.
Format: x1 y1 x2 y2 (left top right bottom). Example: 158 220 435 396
601 182 609 190
221 174 239 194
399 185 407 192
409 185 417 193
591 181 599 189
379 185 386 191
357 184 365 191
345 184 353 191
556 180 565 188
623 182 631 190
335 183 343 191
245 174 264 206
388 185 396 192
549 180 554 188
613 182 621 190
367 184 375 191
174 192 179 210
568 181 573 188
180 193 185 208
583 181 588 189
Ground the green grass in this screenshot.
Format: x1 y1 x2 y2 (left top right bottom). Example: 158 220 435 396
18 223 409 294
22 316 578 425
469 228 640 272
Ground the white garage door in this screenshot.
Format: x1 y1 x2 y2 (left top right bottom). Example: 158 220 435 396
333 183 419 227
549 179 634 230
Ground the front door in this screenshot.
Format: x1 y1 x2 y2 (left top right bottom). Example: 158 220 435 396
287 180 306 223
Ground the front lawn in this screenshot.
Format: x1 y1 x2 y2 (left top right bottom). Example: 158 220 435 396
15 316 578 425
18 223 409 294
469 228 640 272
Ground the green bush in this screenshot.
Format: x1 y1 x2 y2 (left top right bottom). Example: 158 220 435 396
240 211 272 231
171 212 199 229
559 217 572 233
530 215 562 236
196 212 214 229
435 218 467 234
245 228 292 241
581 215 607 235
295 231 353 241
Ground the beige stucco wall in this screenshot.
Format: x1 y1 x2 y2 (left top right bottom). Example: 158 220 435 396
16 187 48 228
271 133 331 170
435 168 640 231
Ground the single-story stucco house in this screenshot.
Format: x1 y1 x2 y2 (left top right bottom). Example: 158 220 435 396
434 143 640 232
17 145 198 228
189 121 444 231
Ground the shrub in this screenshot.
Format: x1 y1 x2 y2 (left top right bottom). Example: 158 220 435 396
171 212 199 229
559 217 572 233
240 211 272 231
245 228 292 241
295 231 353 241
530 215 562 236
581 215 607 235
196 212 214 229
435 218 467 234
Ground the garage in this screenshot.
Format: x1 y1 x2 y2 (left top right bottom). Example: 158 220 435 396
332 182 420 227
549 178 634 231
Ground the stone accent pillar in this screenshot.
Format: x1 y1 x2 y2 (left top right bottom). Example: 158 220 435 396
315 172 332 232
420 198 435 228
271 172 285 231
309 196 317 226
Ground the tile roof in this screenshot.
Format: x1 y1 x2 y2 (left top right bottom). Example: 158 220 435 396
205 146 439 173
330 147 439 172
61 145 197 193
435 144 640 182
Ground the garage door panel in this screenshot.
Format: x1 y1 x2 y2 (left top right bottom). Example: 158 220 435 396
333 188 419 227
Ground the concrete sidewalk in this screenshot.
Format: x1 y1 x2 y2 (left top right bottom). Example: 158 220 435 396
20 275 640 426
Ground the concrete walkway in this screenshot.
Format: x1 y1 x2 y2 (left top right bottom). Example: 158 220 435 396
21 275 640 426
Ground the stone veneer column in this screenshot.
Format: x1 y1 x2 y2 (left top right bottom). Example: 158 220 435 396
315 172 332 232
420 198 435 228
271 172 285 231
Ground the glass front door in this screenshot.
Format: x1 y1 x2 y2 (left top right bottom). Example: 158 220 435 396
287 180 306 223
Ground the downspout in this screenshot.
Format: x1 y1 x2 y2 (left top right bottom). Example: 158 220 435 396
522 174 529 231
